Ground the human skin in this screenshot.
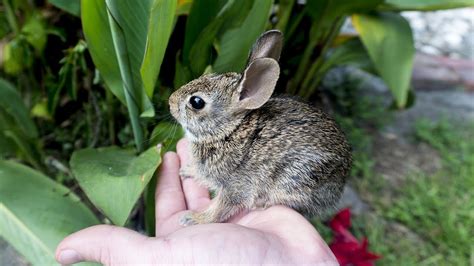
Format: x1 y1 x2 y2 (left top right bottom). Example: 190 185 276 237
55 139 338 265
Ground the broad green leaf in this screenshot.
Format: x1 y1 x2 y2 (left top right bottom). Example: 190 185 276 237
105 0 155 117
176 0 193 15
182 0 227 62
187 0 254 76
174 53 192 87
306 0 383 23
140 0 177 98
81 0 126 106
323 38 375 73
48 0 80 16
352 12 414 108
70 146 162 225
380 0 474 11
81 0 154 117
0 79 37 138
0 160 99 265
186 0 238 76
106 5 147 150
213 0 272 73
83 0 167 151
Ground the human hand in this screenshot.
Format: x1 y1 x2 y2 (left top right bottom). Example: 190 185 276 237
55 139 337 265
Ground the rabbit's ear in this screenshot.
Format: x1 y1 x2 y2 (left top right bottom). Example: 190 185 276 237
235 58 280 110
247 30 283 64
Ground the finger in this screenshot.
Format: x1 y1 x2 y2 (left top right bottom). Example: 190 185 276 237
155 152 186 233
55 225 150 265
177 138 211 210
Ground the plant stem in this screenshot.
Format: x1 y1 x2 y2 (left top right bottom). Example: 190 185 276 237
300 17 345 99
106 7 144 152
275 0 295 33
287 18 323 94
285 7 305 43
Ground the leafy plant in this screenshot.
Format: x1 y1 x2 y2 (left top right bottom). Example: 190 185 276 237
0 78 43 169
70 146 162 225
0 160 98 264
81 0 176 152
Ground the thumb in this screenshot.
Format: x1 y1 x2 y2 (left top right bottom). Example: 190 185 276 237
55 225 151 265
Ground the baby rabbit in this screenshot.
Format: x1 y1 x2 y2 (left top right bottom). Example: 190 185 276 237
169 30 352 226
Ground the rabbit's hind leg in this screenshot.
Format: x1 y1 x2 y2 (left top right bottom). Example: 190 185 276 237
179 189 245 226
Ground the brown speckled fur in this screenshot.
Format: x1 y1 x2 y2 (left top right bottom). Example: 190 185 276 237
168 31 352 226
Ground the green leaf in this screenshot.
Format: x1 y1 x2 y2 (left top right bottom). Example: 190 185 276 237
213 0 273 73
70 146 162 225
186 0 256 76
352 12 414 108
0 80 43 169
31 99 52 120
176 0 193 16
0 78 37 138
3 38 32 75
174 52 192 87
186 0 242 76
307 0 383 26
323 38 375 73
289 0 382 94
106 5 147 151
21 13 47 54
104 0 155 117
81 0 155 117
83 0 171 151
182 0 227 62
140 0 177 98
380 0 474 11
0 160 99 264
0 114 17 157
275 0 295 33
149 121 184 151
81 0 126 106
48 0 80 16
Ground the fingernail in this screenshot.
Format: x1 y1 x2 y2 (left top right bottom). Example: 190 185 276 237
57 249 82 265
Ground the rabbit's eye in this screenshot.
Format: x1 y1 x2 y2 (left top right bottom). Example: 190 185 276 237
189 96 205 110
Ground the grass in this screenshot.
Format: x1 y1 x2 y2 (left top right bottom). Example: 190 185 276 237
316 70 473 264
351 119 474 265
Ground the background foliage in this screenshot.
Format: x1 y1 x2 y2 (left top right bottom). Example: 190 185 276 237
0 0 472 264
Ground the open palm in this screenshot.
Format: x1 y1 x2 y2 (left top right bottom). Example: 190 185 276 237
56 139 337 265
